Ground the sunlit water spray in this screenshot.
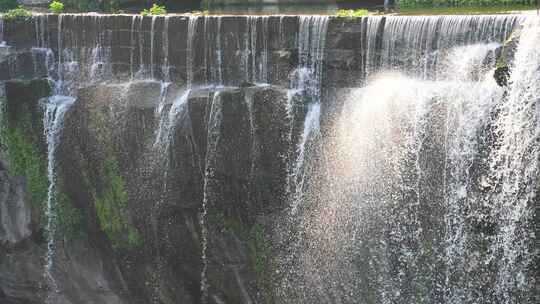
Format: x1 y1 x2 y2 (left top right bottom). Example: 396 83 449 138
279 14 535 304
488 17 540 303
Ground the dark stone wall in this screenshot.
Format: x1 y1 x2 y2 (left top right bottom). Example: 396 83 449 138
2 14 367 88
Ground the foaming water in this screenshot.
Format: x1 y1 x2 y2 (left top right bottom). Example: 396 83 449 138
488 17 539 303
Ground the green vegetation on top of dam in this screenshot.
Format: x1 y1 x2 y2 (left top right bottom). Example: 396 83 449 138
1 0 538 15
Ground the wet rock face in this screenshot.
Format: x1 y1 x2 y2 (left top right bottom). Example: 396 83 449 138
22 80 292 303
0 169 31 245
0 64 297 302
0 80 127 304
493 28 521 87
494 65 510 87
1 15 365 89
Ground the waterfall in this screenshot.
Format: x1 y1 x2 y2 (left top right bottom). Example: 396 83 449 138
187 16 199 87
489 17 539 303
34 14 48 49
278 15 330 302
162 16 170 82
135 15 144 77
43 95 76 302
0 15 5 46
216 17 223 85
288 16 329 214
200 91 225 304
276 14 537 304
34 14 112 300
2 12 538 304
244 16 270 84
130 15 137 79
154 15 200 148
289 102 320 216
364 15 523 79
150 16 157 79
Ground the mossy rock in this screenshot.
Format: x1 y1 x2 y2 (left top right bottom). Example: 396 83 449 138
1 79 50 224
494 65 510 87
94 157 143 251
493 28 521 87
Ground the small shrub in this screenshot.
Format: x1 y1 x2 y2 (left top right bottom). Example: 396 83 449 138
4 5 31 20
141 3 167 16
336 9 369 17
49 0 64 13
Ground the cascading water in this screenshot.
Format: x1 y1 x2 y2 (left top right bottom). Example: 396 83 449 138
488 17 539 303
162 16 170 82
150 16 157 79
154 16 199 148
278 15 330 302
1 11 538 304
30 13 113 300
288 16 328 202
278 14 538 304
0 15 4 46
43 96 76 303
364 15 523 78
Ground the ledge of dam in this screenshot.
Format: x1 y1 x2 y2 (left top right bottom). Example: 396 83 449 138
1 14 375 88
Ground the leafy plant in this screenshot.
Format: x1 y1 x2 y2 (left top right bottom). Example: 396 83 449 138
49 0 64 13
141 3 167 16
336 8 369 17
4 5 31 20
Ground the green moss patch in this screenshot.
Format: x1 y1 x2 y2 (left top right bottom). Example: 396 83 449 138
85 102 142 250
5 126 48 207
0 80 50 220
55 190 86 241
95 157 142 250
209 210 275 302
